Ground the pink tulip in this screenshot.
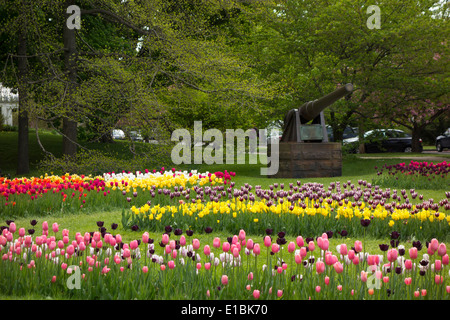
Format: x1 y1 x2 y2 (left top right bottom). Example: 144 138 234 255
421 289 427 297
213 237 221 248
435 275 444 284
339 244 348 256
196 263 202 270
272 243 280 254
446 286 450 294
9 222 16 234
253 290 261 299
333 262 343 274
51 276 56 283
383 276 389 283
435 259 442 271
222 242 230 252
317 237 323 249
430 238 439 252
288 242 295 253
360 271 368 283
42 221 49 231
238 229 246 241
316 261 325 274
300 247 307 259
295 254 302 264
409 247 418 260
414 291 420 298
142 266 148 273
367 255 380 266
264 236 271 247
171 249 177 259
221 275 228 285
168 260 175 269
322 238 329 251
354 240 362 253
142 233 149 244
337 285 343 291
160 265 166 271
57 240 64 249
62 229 69 237
324 276 330 285
404 259 413 270
232 235 238 244
115 234 122 244
114 255 121 264
203 245 211 256
165 245 171 255
192 238 200 250
277 290 283 298
387 249 398 263
253 243 261 256
348 250 355 261
233 247 240 258
61 263 68 270
205 262 211 270
248 272 253 281
443 254 449 265
123 248 131 258
315 286 321 293
404 277 412 285
162 234 169 245
18 228 25 237
438 243 447 257
52 223 59 233
67 245 75 256
308 241 315 252
180 235 186 246
296 236 304 247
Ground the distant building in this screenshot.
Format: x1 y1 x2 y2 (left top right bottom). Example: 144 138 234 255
0 83 18 126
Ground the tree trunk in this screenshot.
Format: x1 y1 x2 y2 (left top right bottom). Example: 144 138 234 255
16 12 29 175
411 124 423 153
62 1 78 157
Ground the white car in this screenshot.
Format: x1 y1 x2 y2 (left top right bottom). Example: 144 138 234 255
112 129 125 140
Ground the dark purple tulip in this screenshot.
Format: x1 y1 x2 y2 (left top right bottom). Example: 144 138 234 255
111 223 118 230
28 229 35 235
131 225 139 231
96 221 104 228
390 231 400 239
205 227 213 234
265 228 273 236
30 220 37 226
379 244 389 252
360 219 371 227
174 228 182 236
186 230 194 237
165 225 173 233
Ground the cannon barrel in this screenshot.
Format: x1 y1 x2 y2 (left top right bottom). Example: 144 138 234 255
299 83 353 122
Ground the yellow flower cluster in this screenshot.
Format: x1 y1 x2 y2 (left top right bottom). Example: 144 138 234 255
131 197 450 226
104 172 225 192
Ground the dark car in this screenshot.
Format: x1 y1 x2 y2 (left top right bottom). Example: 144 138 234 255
343 129 422 153
327 126 359 142
436 128 450 152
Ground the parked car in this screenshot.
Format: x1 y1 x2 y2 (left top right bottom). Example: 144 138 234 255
129 130 144 142
112 129 125 140
436 128 450 152
343 129 422 153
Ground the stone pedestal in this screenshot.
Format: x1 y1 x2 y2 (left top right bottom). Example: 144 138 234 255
268 142 342 178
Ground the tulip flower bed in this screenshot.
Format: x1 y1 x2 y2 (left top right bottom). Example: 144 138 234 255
123 180 450 241
0 168 235 217
0 220 449 300
373 160 450 190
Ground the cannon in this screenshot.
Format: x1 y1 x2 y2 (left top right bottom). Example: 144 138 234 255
281 83 353 142
269 84 353 178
